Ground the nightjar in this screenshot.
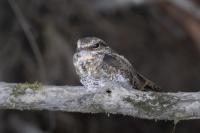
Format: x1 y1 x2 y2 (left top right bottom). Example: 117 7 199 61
73 37 160 91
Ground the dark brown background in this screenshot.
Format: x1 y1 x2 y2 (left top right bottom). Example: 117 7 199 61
0 0 200 133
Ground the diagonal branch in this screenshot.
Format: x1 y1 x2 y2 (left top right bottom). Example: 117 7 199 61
0 82 200 120
8 0 46 81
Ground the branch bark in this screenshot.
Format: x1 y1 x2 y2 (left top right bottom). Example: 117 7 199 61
0 82 200 120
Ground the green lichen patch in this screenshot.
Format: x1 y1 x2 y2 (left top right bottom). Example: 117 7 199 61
171 110 190 121
11 82 42 97
123 93 179 117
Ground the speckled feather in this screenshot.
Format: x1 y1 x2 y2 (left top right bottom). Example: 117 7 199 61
73 37 161 91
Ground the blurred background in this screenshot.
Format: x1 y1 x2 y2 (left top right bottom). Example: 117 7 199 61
0 0 200 132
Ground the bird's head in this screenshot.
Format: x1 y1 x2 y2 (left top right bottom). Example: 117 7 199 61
76 37 109 53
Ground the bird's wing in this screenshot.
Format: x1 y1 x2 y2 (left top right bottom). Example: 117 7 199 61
103 53 161 92
103 53 132 70
102 53 135 84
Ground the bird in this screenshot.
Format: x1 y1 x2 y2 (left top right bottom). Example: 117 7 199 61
73 37 161 91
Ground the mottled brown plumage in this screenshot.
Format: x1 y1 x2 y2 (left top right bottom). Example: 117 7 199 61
73 37 161 91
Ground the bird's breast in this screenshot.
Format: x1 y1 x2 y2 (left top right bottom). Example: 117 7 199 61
73 52 103 76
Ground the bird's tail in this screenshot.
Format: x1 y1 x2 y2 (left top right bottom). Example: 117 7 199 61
135 72 161 92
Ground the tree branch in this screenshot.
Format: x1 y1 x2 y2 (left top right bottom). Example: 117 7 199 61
1 82 200 120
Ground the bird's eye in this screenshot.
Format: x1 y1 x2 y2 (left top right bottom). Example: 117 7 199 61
91 43 100 49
